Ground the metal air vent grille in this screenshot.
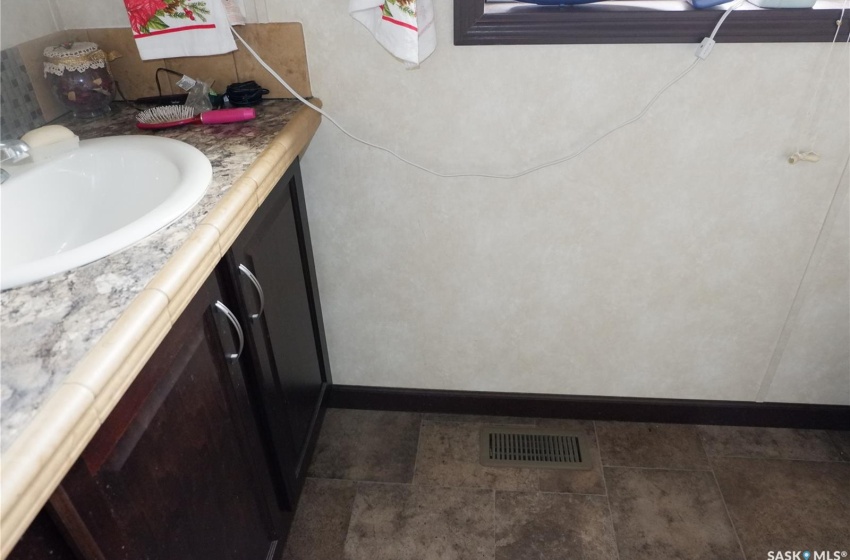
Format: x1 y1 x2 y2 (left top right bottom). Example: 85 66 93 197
480 427 591 470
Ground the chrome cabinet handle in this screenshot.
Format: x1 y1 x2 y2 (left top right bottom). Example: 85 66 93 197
238 263 265 320
214 301 244 361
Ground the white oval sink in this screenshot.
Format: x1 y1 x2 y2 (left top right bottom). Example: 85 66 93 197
1 136 211 290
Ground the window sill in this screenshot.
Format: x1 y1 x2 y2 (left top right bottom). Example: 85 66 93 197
454 0 849 44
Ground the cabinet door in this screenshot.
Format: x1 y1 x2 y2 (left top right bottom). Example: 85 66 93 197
52 273 280 560
8 510 78 560
224 159 330 509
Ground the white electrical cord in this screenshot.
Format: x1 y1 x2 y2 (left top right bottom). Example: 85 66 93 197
230 0 743 180
790 0 848 162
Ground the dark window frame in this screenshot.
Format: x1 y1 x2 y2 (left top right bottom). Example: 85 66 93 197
454 0 849 44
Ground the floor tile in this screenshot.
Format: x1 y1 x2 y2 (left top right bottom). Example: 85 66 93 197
827 430 850 461
595 422 709 470
697 425 844 461
307 409 421 483
535 419 606 495
424 413 536 426
495 491 618 560
282 478 357 560
605 467 744 560
413 421 538 491
712 457 850 560
343 483 494 560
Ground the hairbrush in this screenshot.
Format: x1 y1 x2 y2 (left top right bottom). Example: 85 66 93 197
136 106 256 130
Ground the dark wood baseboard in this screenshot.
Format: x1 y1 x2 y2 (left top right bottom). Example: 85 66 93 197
327 385 850 430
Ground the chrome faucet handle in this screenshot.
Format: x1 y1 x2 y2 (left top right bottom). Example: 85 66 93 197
0 140 31 164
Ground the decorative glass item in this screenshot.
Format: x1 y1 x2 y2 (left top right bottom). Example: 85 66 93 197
43 42 116 119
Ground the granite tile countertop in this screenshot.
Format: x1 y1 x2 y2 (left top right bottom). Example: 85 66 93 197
0 100 303 453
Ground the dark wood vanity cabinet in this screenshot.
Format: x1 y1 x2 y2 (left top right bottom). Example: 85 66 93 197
25 273 282 560
9 159 331 560
8 510 78 560
220 158 330 511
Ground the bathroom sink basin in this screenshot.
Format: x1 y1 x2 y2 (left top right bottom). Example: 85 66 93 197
1 136 211 290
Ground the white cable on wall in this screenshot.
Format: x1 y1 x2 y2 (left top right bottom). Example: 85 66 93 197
789 0 848 163
755 154 850 402
231 0 743 180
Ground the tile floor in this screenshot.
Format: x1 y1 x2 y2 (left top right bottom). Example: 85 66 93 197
283 409 850 560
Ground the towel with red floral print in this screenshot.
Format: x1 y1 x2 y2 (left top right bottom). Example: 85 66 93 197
349 0 436 67
124 0 211 36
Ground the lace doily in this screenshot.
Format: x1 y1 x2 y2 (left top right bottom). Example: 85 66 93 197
43 42 108 76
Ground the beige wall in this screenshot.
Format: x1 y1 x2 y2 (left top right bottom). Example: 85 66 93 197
0 0 62 50
763 185 849 404
54 0 136 31
3 0 848 403
270 0 850 404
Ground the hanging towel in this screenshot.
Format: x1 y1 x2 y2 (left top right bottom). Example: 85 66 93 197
349 0 436 68
220 0 247 24
123 0 237 60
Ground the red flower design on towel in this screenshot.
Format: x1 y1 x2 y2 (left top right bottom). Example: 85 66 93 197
125 0 168 33
125 0 209 35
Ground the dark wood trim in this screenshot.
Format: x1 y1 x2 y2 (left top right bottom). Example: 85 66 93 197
455 0 850 44
289 157 333 388
328 384 850 429
47 487 107 560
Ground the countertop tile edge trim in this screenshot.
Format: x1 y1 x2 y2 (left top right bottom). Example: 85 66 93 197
74 289 174 421
0 386 101 559
201 177 262 252
0 105 323 559
146 224 224 320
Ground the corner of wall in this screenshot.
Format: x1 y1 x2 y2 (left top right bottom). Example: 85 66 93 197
230 23 312 99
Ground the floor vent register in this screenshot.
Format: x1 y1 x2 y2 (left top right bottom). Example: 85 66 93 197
479 427 592 470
